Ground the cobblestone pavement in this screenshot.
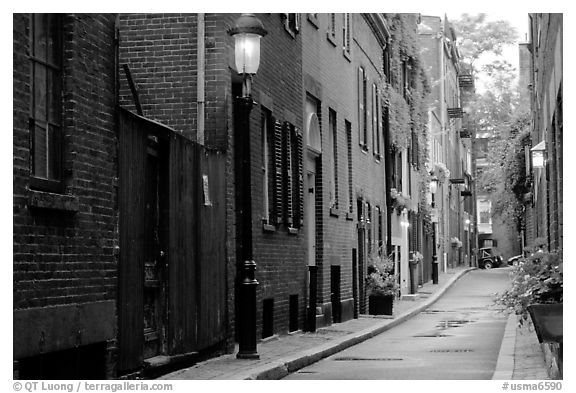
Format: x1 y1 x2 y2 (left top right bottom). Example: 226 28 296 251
159 266 550 380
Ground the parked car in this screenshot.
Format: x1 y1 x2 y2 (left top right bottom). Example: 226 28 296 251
507 254 523 266
478 247 503 269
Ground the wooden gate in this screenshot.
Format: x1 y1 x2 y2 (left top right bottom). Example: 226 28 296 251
118 109 226 372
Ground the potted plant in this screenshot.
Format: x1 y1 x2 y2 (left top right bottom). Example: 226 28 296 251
496 246 562 338
365 252 399 315
389 188 410 213
450 237 462 248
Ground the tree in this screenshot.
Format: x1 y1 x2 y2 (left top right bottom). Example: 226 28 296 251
452 14 518 77
453 13 526 253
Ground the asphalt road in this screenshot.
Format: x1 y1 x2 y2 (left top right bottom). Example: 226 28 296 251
284 267 512 380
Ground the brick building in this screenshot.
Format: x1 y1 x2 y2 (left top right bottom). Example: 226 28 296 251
419 15 476 271
13 14 118 379
13 13 441 378
117 13 307 358
525 14 562 252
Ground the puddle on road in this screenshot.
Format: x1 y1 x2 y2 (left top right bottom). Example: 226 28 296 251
413 332 451 338
333 356 404 361
436 319 473 329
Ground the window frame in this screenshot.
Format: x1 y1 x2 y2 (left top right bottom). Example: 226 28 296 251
328 108 339 210
342 13 351 57
29 13 64 193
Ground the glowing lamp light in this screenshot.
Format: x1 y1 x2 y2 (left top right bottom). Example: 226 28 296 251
430 176 439 194
531 141 546 169
228 14 267 75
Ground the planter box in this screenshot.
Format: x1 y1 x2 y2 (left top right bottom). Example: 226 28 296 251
527 303 563 343
368 295 394 316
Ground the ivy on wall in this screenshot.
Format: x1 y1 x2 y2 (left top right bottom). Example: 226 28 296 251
380 14 433 232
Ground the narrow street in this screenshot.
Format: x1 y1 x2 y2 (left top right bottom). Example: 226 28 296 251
284 267 511 380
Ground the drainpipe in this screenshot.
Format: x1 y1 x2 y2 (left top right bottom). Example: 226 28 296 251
197 13 205 145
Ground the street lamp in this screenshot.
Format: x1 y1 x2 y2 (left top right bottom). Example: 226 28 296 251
531 140 546 169
429 175 439 284
228 14 267 98
228 14 267 360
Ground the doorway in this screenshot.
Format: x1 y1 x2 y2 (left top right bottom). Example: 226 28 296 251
142 136 168 359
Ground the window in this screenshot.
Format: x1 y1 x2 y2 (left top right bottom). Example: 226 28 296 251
342 13 351 55
358 67 367 149
328 13 336 42
383 44 391 83
29 13 63 192
402 59 410 99
392 149 403 192
329 109 338 209
283 13 300 36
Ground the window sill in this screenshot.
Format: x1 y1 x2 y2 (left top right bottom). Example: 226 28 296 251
287 227 299 235
329 207 340 217
343 49 351 62
346 212 354 221
326 32 337 47
307 14 319 29
262 223 276 233
27 189 79 212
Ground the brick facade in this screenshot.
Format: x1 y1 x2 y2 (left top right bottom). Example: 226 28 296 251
13 14 118 378
118 13 307 344
527 14 562 252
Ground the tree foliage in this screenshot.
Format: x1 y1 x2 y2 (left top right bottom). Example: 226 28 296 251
452 13 518 75
453 14 527 236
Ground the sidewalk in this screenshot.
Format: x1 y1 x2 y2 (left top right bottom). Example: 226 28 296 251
160 266 475 380
492 312 549 380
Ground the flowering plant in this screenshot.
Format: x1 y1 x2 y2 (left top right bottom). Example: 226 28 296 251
434 162 450 183
365 252 399 297
496 249 562 325
390 188 410 212
450 237 462 248
411 251 424 263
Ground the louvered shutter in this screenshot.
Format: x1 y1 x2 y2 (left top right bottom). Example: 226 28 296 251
377 89 382 157
372 83 377 154
358 67 365 146
284 122 293 226
295 128 304 227
267 115 276 221
273 120 284 225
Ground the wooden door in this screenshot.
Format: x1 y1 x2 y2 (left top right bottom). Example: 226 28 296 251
142 137 168 359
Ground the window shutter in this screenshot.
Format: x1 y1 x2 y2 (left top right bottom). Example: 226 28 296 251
284 122 293 226
377 90 382 157
358 67 365 146
295 128 304 227
273 120 284 225
267 115 276 221
372 83 377 154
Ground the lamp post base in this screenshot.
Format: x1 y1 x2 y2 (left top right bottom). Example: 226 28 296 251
237 351 260 360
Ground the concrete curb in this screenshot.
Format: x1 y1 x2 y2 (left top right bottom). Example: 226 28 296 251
491 312 517 380
239 267 477 380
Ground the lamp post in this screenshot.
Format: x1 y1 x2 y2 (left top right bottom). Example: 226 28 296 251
430 176 439 284
228 14 267 360
465 218 471 267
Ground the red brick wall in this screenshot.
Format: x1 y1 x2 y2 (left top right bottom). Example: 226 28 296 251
13 13 118 311
13 15 118 373
248 14 307 337
118 13 307 340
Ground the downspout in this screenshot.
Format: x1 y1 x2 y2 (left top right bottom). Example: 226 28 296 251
197 13 205 145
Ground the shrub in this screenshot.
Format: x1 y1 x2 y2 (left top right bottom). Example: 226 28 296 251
366 253 400 297
496 250 562 324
